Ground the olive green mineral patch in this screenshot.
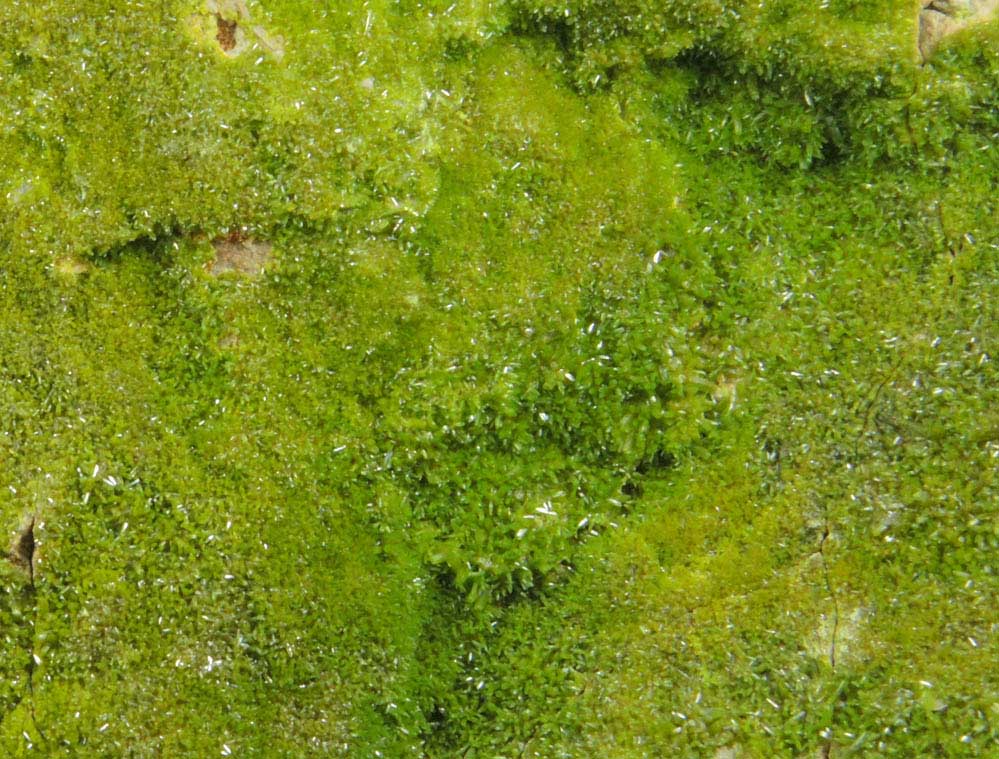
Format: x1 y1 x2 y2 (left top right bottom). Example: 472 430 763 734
53 257 92 277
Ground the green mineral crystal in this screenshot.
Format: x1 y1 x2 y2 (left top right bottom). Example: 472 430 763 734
0 1 996 756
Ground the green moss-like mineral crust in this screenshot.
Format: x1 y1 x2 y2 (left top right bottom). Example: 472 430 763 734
1 1 997 756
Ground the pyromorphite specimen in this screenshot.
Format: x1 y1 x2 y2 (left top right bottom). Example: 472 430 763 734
0 1 997 757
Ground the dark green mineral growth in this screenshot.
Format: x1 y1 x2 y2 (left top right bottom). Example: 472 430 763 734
0 0 998 756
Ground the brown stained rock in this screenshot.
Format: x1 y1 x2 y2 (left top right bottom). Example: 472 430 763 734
918 0 999 61
202 0 285 61
209 231 273 276
216 14 238 51
10 516 36 583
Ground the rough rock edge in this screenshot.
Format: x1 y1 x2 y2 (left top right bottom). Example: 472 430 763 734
9 515 36 584
204 0 285 61
918 0 999 61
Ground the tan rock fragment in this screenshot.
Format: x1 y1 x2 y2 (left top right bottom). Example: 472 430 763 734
918 0 999 61
209 232 272 276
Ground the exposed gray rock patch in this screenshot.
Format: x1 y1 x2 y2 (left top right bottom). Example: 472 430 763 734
919 0 999 61
209 233 272 276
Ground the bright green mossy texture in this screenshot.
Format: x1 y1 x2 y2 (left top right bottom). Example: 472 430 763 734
1 0 998 756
